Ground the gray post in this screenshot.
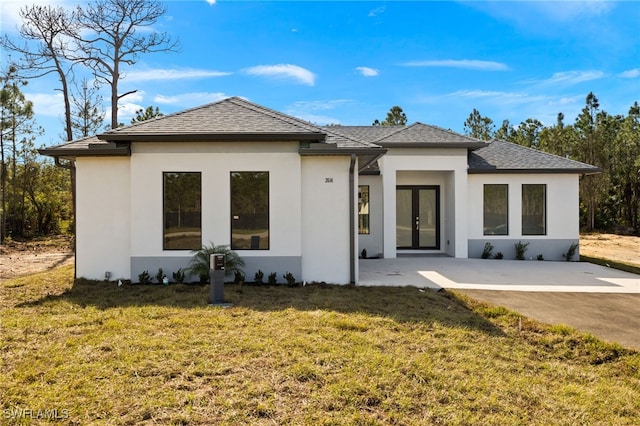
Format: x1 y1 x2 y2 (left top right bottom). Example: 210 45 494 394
209 254 228 306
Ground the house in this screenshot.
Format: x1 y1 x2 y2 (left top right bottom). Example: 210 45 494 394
41 97 600 284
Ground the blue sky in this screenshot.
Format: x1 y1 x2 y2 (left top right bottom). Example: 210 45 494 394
2 1 639 148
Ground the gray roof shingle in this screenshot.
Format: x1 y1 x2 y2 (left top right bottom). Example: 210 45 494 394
469 140 601 174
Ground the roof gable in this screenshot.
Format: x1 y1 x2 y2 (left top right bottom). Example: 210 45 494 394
98 97 327 141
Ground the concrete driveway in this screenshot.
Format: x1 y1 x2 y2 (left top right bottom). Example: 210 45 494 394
359 258 640 349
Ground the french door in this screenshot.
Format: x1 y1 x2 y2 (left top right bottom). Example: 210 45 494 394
396 186 440 250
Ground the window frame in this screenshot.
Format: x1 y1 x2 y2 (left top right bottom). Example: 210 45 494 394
483 184 509 236
358 185 370 235
162 171 202 251
230 171 270 250
522 184 547 236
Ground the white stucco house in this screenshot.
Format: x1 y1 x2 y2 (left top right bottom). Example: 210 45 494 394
41 97 599 284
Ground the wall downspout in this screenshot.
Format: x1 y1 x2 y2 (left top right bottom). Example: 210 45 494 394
349 154 356 284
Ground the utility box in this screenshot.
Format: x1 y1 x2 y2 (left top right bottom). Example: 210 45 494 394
209 254 226 305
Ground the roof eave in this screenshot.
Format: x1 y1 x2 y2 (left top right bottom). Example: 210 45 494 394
39 146 131 158
97 132 327 142
468 167 602 175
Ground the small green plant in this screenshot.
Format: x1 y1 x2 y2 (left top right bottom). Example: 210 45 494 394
283 272 296 286
186 242 246 283
254 269 264 285
537 254 544 261
138 270 152 284
268 272 278 285
155 268 164 284
481 242 494 259
563 242 579 261
515 241 529 260
234 271 245 284
495 252 504 260
172 268 185 284
360 248 367 259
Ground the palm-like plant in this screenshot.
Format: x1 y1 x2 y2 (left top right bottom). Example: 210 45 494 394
186 242 245 283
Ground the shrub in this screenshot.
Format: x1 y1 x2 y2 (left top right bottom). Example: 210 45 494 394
515 241 529 260
172 268 185 284
481 242 494 259
254 269 264 285
234 271 245 284
155 268 164 284
360 248 367 259
138 270 152 284
186 242 245 283
537 254 544 261
563 242 579 261
268 272 278 285
283 272 296 286
495 252 504 260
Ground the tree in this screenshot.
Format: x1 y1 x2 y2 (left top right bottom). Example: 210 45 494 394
1 5 79 143
495 119 514 141
463 108 494 140
373 106 407 126
510 118 544 149
131 105 163 124
70 78 105 138
0 66 41 240
73 0 179 129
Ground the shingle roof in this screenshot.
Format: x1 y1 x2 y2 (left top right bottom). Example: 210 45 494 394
99 97 326 140
468 140 601 174
323 123 485 148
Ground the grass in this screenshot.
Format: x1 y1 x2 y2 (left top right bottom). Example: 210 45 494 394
581 254 640 275
2 265 639 425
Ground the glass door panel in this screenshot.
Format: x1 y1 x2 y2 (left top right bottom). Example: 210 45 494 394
396 188 413 248
419 189 437 248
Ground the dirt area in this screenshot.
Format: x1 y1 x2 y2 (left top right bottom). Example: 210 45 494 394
0 236 74 280
580 233 640 267
0 233 637 280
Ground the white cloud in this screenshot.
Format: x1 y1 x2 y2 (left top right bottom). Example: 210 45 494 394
368 6 386 17
619 68 640 79
356 67 379 77
526 70 606 85
244 64 316 86
118 102 144 121
154 92 228 106
124 68 231 82
205 0 216 5
24 92 65 117
289 99 352 111
119 90 145 103
0 0 72 34
402 59 509 71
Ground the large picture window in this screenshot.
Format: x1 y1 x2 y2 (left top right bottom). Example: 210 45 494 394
163 172 201 250
483 184 508 235
358 185 370 234
522 184 546 235
231 171 269 250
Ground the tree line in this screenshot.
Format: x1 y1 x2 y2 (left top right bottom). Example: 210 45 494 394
1 0 175 242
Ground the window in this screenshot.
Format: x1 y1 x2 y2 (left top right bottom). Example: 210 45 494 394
231 172 269 250
483 184 508 235
358 185 370 234
163 172 201 250
522 184 546 235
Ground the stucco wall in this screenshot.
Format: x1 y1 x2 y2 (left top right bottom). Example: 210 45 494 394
379 149 468 258
75 157 131 280
301 156 352 284
467 173 580 260
128 141 303 281
358 175 383 258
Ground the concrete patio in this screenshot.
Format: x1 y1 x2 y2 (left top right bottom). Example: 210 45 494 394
358 257 640 293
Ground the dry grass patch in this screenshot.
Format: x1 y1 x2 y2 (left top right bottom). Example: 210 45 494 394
2 265 639 425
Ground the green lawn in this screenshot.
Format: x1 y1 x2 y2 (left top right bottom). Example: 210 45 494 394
2 265 639 425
